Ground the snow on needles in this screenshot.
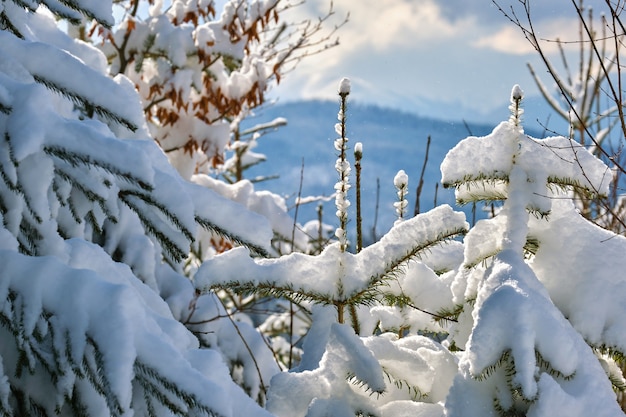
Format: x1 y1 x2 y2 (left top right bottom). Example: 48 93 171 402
442 86 624 417
267 323 385 417
0 5 280 415
0 31 145 134
195 205 467 301
530 199 626 352
441 121 612 212
446 249 623 417
0 239 271 417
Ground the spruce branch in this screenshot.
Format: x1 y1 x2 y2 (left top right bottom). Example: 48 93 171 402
357 226 468 296
11 387 50 417
473 349 512 382
119 192 189 263
381 293 459 323
381 367 426 401
17 216 44 255
33 76 136 131
1 135 46 226
132 369 190 416
195 215 270 258
39 0 83 26
594 344 626 364
0 10 23 39
0 293 126 417
120 190 194 241
434 304 466 326
534 350 575 381
134 361 224 417
455 190 508 207
546 174 608 199
346 371 385 395
207 281 333 306
44 146 153 191
443 173 510 191
45 0 113 27
0 283 232 416
53 167 119 224
82 337 125 417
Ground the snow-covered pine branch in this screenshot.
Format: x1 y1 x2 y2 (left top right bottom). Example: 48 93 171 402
0 30 142 133
194 205 467 315
441 108 611 216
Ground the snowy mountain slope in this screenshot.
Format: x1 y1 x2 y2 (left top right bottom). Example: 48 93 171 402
240 100 542 238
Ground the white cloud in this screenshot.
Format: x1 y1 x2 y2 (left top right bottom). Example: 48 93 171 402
472 26 536 55
270 0 596 123
472 17 583 56
276 0 480 94
326 0 475 51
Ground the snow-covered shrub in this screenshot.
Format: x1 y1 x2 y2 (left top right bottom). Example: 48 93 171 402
86 0 344 180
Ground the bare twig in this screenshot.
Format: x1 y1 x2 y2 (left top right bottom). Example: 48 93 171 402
414 135 431 216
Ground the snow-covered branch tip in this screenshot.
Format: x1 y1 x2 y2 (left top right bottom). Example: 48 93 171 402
393 170 409 224
508 84 524 128
338 77 351 96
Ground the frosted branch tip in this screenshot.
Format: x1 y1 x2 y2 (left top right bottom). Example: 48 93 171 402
511 84 524 102
338 77 351 95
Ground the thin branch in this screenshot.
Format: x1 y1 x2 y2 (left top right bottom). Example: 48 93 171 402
414 135 431 216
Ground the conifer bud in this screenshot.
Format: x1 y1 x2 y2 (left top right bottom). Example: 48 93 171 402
338 77 351 96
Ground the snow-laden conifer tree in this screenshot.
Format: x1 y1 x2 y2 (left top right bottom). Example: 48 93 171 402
195 79 469 416
441 85 625 416
81 2 347 396
0 1 277 415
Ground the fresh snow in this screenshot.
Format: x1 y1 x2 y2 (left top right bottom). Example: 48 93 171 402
441 121 612 212
446 250 623 417
530 198 626 352
0 31 145 133
194 205 467 301
338 77 351 95
266 323 384 417
0 240 271 417
442 86 625 416
3 2 626 417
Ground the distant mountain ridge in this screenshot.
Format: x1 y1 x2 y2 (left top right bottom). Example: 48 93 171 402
240 100 540 237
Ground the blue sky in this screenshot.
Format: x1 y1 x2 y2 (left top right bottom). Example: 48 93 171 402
268 0 605 126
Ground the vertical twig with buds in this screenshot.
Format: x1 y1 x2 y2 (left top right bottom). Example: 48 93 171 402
394 170 409 225
335 77 352 253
